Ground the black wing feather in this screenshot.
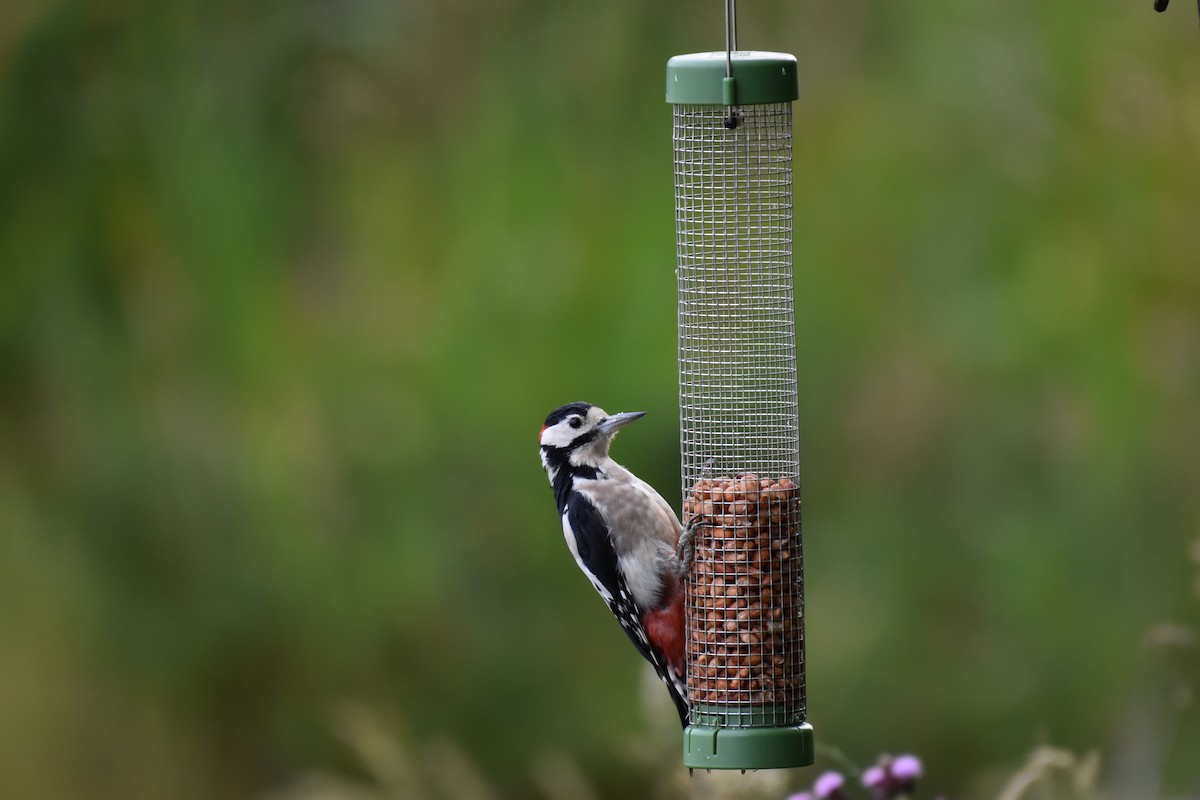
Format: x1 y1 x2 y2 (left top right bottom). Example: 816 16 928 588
565 493 689 725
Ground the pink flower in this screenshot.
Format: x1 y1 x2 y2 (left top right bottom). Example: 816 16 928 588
861 764 888 796
814 771 846 799
891 754 923 782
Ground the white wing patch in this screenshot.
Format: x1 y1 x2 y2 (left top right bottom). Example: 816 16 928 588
562 510 613 603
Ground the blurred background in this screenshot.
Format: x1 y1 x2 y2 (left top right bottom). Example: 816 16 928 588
2 1 1200 798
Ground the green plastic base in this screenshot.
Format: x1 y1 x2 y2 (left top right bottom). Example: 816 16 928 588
683 722 814 770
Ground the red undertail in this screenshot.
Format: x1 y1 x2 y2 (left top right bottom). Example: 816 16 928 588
642 587 686 676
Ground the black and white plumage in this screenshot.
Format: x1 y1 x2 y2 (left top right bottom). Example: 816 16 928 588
538 401 689 727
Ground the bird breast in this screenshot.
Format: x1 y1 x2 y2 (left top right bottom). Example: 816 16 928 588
575 473 683 610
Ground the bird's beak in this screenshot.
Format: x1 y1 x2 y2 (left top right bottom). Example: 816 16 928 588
596 411 646 435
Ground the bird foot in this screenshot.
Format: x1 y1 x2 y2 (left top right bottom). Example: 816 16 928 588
677 515 710 578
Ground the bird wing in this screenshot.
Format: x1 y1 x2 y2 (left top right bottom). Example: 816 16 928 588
563 493 689 725
574 477 681 609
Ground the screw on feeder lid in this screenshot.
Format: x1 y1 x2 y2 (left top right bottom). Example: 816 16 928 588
665 51 798 106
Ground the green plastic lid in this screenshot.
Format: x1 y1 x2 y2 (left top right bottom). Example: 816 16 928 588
666 51 798 106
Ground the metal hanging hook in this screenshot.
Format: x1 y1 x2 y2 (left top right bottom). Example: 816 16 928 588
723 0 743 129
1153 0 1200 25
724 0 738 78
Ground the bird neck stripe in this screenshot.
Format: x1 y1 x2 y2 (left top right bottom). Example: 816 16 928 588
550 459 599 512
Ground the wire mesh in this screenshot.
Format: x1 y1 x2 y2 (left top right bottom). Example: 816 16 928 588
674 102 804 728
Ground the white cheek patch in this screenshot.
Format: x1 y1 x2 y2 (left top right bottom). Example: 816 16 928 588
539 406 608 450
540 422 576 449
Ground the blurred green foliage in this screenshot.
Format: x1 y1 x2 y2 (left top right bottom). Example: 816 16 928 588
2 1 1200 798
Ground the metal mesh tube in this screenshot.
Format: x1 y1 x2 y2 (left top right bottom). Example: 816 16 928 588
674 102 804 729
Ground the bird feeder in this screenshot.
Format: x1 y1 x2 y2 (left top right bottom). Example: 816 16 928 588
669 1 814 771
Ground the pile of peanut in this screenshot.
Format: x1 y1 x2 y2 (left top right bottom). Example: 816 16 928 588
683 474 803 708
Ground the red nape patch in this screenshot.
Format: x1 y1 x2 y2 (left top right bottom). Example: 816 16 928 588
538 423 546 443
643 593 686 675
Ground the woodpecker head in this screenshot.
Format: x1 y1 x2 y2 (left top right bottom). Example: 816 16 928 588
539 402 646 477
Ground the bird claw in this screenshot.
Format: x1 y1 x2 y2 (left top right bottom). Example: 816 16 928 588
677 515 710 577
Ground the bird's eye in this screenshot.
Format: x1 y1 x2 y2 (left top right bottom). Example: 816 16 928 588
568 416 583 429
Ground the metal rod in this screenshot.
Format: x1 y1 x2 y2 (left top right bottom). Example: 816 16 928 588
724 0 738 77
724 0 734 52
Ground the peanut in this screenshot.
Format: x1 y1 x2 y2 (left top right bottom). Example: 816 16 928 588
684 474 803 710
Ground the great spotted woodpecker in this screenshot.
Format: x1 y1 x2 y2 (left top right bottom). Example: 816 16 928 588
539 402 690 727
